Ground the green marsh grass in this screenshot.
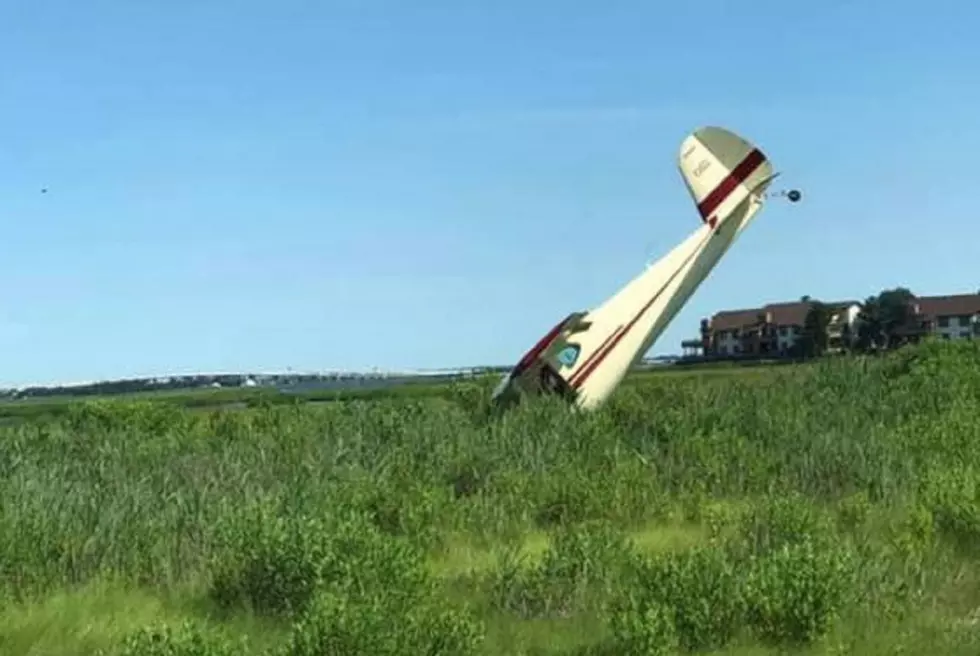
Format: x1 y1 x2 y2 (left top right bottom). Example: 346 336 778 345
1 340 980 654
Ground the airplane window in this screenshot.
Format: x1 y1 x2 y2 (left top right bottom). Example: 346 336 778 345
557 344 581 368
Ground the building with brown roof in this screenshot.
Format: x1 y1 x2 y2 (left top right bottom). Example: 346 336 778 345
684 299 861 357
906 294 980 341
682 292 980 357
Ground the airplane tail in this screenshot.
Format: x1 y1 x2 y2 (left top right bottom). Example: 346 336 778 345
492 124 785 413
677 126 775 228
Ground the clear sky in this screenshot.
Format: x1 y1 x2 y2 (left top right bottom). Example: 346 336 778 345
2 1 979 387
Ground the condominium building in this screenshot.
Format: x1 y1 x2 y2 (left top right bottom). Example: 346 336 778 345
681 293 980 357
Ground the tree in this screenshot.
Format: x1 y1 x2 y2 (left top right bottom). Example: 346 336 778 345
800 301 830 358
855 295 882 352
840 321 853 352
856 287 916 351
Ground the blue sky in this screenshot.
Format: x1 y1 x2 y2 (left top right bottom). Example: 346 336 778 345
2 1 979 386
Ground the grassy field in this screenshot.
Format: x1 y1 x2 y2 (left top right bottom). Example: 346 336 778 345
2 341 980 654
0 362 798 423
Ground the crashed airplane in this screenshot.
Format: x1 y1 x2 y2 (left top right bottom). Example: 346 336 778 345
491 125 800 412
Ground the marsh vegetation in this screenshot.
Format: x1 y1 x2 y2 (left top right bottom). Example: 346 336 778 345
2 340 979 654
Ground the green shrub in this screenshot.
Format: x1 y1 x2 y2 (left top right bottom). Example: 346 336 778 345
208 503 335 617
890 503 938 560
744 538 856 645
281 590 484 656
209 503 431 619
317 518 433 611
490 521 640 619
65 399 190 436
338 475 447 549
729 492 835 557
109 621 246 656
601 595 679 656
633 545 745 651
920 465 980 553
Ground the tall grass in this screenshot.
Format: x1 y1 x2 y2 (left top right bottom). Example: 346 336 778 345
1 339 980 654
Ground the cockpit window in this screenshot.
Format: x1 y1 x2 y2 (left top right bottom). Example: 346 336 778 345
557 344 581 368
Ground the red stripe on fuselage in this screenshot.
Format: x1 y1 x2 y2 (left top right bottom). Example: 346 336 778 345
570 148 768 393
697 148 766 221
572 225 719 390
513 320 565 375
567 325 624 388
570 299 657 390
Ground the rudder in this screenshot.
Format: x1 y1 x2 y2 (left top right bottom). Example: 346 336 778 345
678 126 774 226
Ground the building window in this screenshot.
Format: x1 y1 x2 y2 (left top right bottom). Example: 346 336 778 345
732 329 741 338
959 315 973 326
779 326 787 336
960 331 971 339
938 316 949 328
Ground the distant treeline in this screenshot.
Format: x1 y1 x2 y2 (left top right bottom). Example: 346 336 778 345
2 368 514 401
9 375 247 399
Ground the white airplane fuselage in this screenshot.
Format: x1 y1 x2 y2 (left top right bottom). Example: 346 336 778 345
492 126 779 411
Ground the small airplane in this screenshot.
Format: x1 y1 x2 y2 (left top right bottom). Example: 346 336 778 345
491 125 800 412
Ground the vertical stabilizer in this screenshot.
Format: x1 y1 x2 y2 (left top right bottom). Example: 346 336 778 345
678 126 774 228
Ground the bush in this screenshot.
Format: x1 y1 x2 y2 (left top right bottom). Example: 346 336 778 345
490 521 640 619
282 590 485 656
208 503 336 617
920 465 980 554
337 475 447 549
209 503 431 619
210 501 483 654
109 621 246 656
601 596 679 656
632 546 745 651
728 492 835 558
743 538 856 645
